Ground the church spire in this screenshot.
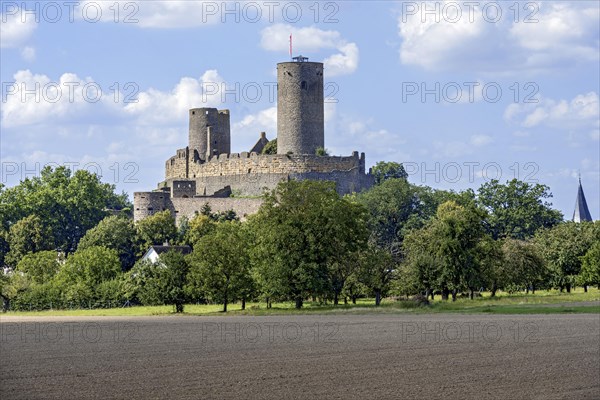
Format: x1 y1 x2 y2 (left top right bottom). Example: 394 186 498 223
572 176 593 222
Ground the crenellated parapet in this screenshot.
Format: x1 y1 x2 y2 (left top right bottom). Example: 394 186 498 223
165 151 367 181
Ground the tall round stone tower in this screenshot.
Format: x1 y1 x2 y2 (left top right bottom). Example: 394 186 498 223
277 57 324 155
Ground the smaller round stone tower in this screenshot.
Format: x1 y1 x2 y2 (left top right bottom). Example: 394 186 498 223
188 108 231 161
277 57 324 155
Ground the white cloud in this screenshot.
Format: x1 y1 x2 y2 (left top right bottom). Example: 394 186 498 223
470 134 492 146
1 69 232 128
323 43 359 77
124 70 226 125
398 1 486 70
523 107 549 128
510 3 599 63
231 101 338 151
0 5 37 48
232 106 277 150
432 140 471 158
327 114 409 161
2 70 98 127
397 1 599 72
20 46 35 61
260 24 359 76
76 1 222 28
512 130 531 137
505 92 600 129
510 144 538 152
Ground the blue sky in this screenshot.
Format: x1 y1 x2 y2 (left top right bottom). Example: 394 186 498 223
1 1 598 220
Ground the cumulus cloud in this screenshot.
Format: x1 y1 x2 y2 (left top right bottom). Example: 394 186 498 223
470 134 493 146
504 92 600 129
1 70 100 127
510 3 599 64
260 24 359 76
232 106 277 150
124 70 227 125
326 114 409 161
20 46 35 61
398 1 486 70
0 5 37 48
1 69 232 128
75 0 222 28
397 1 599 72
231 101 338 151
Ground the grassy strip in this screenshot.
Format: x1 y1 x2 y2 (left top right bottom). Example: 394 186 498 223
2 289 598 317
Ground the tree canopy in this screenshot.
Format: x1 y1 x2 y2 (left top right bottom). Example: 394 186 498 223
78 215 137 271
0 166 130 253
249 180 368 308
371 161 408 184
477 179 563 240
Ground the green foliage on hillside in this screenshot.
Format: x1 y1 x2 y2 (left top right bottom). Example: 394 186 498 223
1 164 596 313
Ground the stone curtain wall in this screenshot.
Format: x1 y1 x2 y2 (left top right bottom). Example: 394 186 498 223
169 197 263 222
166 152 365 181
133 192 263 223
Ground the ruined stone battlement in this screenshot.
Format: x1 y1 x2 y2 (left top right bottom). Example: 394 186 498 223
165 150 366 181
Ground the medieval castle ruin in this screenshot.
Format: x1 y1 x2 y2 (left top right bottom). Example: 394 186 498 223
133 57 374 222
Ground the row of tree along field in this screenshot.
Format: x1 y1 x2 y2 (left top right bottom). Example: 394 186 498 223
0 164 598 312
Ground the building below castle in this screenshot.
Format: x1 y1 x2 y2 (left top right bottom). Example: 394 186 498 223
133 57 374 222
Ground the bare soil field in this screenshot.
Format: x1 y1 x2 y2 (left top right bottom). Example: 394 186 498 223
1 314 599 399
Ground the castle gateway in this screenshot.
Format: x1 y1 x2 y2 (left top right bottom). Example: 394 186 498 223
134 57 374 222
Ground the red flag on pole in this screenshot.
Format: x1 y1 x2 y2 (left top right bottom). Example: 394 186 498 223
289 33 292 59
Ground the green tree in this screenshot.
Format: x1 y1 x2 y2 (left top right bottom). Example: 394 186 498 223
249 180 368 308
261 139 277 155
477 179 563 240
500 238 547 294
59 246 122 289
0 228 8 267
135 210 178 255
352 179 465 260
5 215 54 267
435 201 487 300
183 214 217 246
125 250 189 312
78 216 137 271
402 224 442 298
341 272 367 304
0 166 130 253
535 221 597 292
176 216 190 244
16 250 61 284
403 201 487 301
353 178 426 256
476 236 504 297
0 272 30 312
187 222 254 312
371 161 408 185
579 241 600 289
355 244 394 306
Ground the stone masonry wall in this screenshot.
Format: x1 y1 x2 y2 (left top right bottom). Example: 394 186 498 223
166 152 364 181
133 191 262 223
163 151 371 196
